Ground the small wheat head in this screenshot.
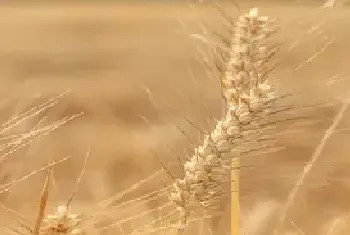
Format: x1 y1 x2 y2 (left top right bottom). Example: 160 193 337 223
39 205 83 235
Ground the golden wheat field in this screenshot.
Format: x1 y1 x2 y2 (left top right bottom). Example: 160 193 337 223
0 1 350 235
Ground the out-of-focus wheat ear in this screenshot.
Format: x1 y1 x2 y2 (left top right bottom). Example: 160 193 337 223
0 156 71 195
33 166 51 235
0 112 83 165
0 91 70 136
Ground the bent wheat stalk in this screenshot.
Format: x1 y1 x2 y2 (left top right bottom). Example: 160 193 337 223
169 8 278 232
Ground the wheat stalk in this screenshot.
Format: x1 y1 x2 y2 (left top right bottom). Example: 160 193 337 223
169 8 278 233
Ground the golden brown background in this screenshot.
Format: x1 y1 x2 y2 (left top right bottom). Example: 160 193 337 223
0 1 350 234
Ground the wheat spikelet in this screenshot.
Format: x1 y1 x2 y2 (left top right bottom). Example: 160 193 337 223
169 8 278 231
39 205 83 235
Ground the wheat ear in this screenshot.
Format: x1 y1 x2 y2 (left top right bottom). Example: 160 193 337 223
169 8 278 232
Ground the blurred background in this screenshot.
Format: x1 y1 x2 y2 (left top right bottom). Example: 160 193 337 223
0 1 350 234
